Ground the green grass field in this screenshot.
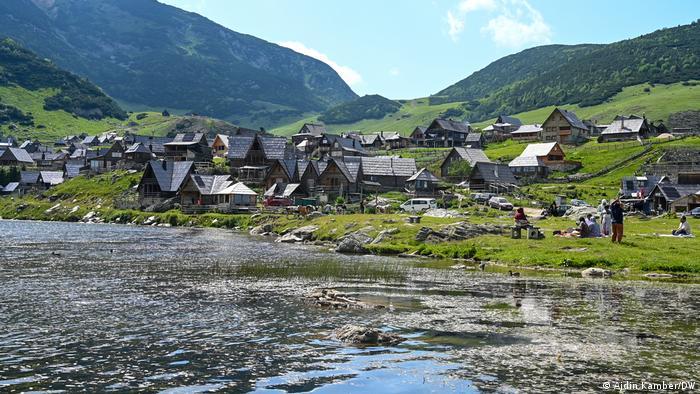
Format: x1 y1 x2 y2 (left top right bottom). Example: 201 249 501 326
272 81 700 137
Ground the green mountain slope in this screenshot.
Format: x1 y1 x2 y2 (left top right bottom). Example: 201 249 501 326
272 82 700 136
433 20 700 121
319 95 401 124
0 0 357 126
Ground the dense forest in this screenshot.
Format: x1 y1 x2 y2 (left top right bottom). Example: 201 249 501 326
319 95 401 124
433 20 700 122
0 38 127 120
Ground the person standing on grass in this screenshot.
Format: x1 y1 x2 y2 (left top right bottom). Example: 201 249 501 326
601 205 612 236
610 198 624 243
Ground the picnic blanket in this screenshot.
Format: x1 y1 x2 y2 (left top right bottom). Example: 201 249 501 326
658 234 695 238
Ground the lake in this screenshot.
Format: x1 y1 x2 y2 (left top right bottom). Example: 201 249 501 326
0 220 698 393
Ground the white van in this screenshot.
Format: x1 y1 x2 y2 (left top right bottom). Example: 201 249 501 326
400 198 437 213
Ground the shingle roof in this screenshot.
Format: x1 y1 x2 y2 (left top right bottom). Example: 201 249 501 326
259 136 288 160
165 133 206 146
432 118 471 133
472 162 518 185
39 171 64 186
344 158 361 183
146 160 195 192
519 142 559 157
407 168 439 182
358 156 417 177
82 136 97 145
125 142 154 154
188 174 233 195
509 155 546 167
326 158 354 183
64 164 85 178
444 147 491 167
653 184 700 201
298 123 326 136
497 115 522 126
132 135 172 154
511 124 543 134
227 136 255 159
1 147 34 163
281 183 301 198
465 133 484 142
30 151 64 161
1 182 19 192
20 171 40 184
557 108 587 130
601 116 646 135
297 160 310 178
221 182 258 196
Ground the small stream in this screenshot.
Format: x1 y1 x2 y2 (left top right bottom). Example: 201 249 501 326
0 220 698 393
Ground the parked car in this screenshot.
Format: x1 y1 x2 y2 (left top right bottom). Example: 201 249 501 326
690 207 700 218
570 199 590 207
488 196 513 211
400 198 437 213
472 193 496 203
263 196 293 207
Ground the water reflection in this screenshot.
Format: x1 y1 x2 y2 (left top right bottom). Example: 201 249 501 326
0 220 698 392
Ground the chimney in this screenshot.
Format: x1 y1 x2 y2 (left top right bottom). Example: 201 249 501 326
621 116 625 130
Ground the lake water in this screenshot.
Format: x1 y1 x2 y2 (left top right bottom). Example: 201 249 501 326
0 220 698 393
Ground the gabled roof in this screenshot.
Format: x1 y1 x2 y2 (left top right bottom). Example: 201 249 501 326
360 134 380 145
601 116 647 135
519 142 560 157
188 174 233 195
442 147 491 168
323 134 367 155
39 171 64 186
259 136 288 160
220 182 257 196
509 155 546 167
472 162 518 185
82 136 97 144
132 135 173 154
1 182 19 192
429 118 471 133
0 147 34 164
30 151 65 161
650 184 700 201
164 133 207 146
213 134 229 148
20 171 40 185
281 183 301 198
297 123 326 136
144 160 195 192
64 164 86 178
554 108 587 130
497 115 522 126
125 142 154 155
407 168 439 182
511 124 543 134
297 160 310 178
343 158 361 183
227 136 256 159
380 132 403 141
356 156 417 177
465 133 484 142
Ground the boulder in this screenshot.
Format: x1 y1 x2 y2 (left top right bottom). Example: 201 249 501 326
643 273 675 279
415 222 504 242
45 203 61 214
335 230 373 254
581 267 613 277
82 211 96 221
335 325 405 346
423 208 463 218
250 223 274 235
70 205 80 214
371 228 398 244
144 197 178 213
307 211 325 219
308 288 382 309
275 225 319 243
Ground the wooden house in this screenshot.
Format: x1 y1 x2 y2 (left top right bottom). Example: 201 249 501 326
318 134 367 158
440 147 491 178
124 143 156 167
211 134 229 158
0 182 20 196
82 136 100 146
464 132 486 149
292 123 326 146
599 115 652 142
30 151 67 170
89 143 125 173
348 156 416 191
0 147 34 166
540 108 589 144
19 170 40 194
468 162 518 192
647 183 700 213
379 131 409 149
424 118 472 147
508 142 572 178
137 160 195 208
38 171 65 189
128 135 173 158
19 140 41 154
264 159 299 190
406 168 440 197
510 124 543 141
621 175 666 198
410 126 427 146
317 157 358 198
228 135 288 184
163 133 212 162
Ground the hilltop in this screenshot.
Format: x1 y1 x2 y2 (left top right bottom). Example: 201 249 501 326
319 95 401 124
0 0 357 126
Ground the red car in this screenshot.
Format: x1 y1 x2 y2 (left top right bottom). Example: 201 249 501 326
263 196 293 207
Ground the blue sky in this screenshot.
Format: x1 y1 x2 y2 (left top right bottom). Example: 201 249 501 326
161 0 699 99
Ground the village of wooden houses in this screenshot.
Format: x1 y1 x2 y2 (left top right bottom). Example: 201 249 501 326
1 106 699 218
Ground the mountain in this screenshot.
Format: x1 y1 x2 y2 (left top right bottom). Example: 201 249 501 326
0 0 357 126
433 20 700 122
319 94 401 124
0 38 126 126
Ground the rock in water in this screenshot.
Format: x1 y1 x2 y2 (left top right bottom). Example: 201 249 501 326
335 325 405 345
335 232 373 253
250 223 274 235
581 267 613 277
275 225 319 243
307 288 382 309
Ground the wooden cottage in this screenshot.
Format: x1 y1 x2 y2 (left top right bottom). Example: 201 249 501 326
540 108 589 144
406 168 440 197
211 134 229 158
410 126 427 146
137 160 195 207
124 143 156 167
0 147 34 166
317 157 358 198
264 159 299 190
424 118 473 147
89 143 125 173
227 135 288 184
440 147 491 179
647 183 700 213
509 142 574 178
468 162 518 193
348 156 416 191
292 123 326 146
599 115 652 142
510 124 543 141
163 133 212 162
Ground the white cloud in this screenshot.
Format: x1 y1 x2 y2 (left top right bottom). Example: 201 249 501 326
389 67 400 77
278 41 363 86
445 0 551 47
446 10 465 42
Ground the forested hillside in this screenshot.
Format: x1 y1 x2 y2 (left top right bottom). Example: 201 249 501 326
319 95 401 124
434 20 700 122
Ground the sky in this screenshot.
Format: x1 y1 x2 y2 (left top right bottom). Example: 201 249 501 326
160 0 699 99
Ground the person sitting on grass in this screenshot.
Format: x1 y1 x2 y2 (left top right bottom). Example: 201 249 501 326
672 216 692 236
577 217 591 238
587 214 601 237
514 207 529 227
